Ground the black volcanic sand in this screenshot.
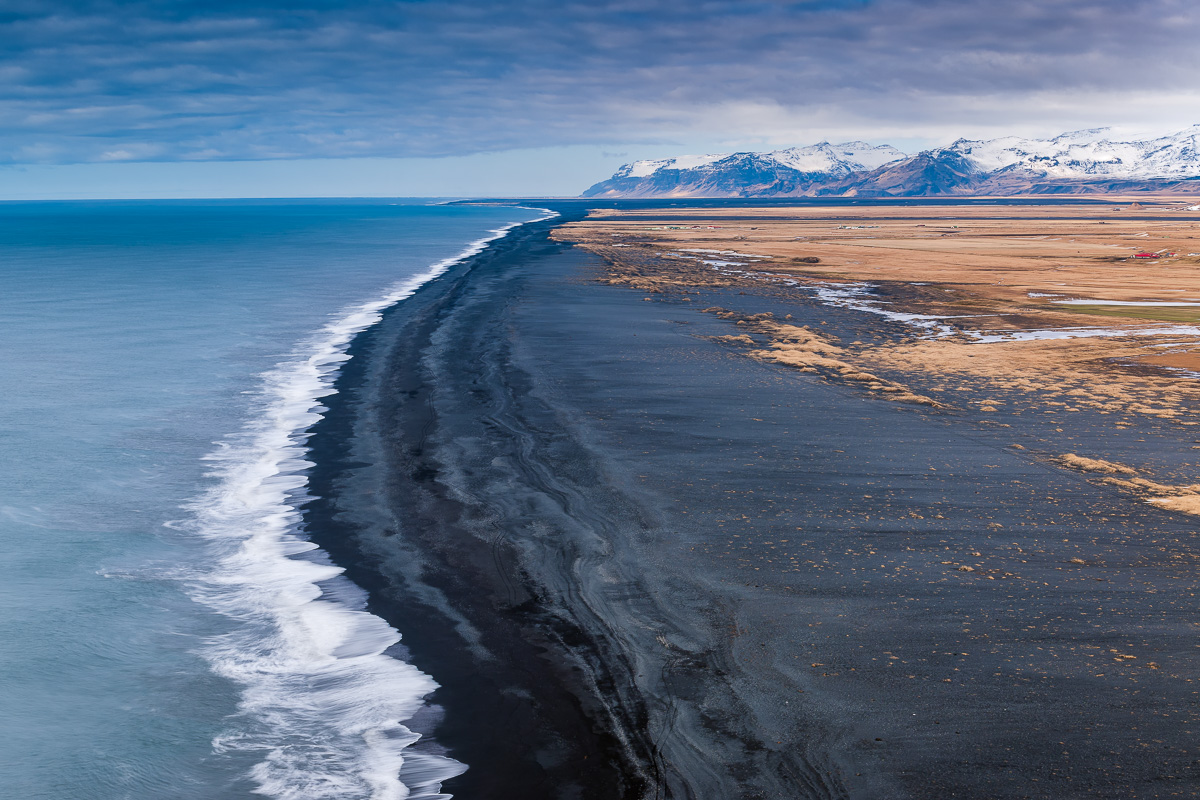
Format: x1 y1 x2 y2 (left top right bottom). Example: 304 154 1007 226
303 210 1200 799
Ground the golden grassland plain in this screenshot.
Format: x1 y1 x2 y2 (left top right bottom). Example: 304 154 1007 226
552 198 1200 514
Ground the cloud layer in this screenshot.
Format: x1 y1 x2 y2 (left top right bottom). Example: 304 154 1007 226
0 0 1196 162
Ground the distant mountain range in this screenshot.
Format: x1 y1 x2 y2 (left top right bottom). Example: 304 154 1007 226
581 127 1200 198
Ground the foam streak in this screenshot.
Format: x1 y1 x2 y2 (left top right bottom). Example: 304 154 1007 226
180 209 555 800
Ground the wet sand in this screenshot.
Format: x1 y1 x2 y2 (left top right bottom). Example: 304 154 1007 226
305 203 1200 799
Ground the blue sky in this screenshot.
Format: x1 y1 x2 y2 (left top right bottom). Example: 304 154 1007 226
0 0 1196 197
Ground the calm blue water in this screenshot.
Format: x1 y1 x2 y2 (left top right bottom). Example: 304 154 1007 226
0 200 545 799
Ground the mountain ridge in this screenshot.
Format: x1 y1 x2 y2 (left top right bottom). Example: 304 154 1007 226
582 127 1200 198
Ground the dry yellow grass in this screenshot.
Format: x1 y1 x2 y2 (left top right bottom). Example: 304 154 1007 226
557 200 1200 317
552 201 1200 427
1057 454 1138 475
553 201 1200 515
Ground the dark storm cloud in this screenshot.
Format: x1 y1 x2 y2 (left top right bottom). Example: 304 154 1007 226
0 0 1195 162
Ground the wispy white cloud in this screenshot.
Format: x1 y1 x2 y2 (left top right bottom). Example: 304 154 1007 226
0 0 1193 162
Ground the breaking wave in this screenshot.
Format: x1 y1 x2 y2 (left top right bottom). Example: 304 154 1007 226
177 210 553 799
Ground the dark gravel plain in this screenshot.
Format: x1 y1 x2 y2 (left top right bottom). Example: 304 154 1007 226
302 206 1200 799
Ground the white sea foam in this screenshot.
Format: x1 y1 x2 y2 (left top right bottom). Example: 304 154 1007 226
181 208 555 800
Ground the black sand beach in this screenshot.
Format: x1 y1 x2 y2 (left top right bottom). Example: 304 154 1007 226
304 205 1200 799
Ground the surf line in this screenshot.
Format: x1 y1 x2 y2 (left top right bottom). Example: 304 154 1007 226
180 208 556 800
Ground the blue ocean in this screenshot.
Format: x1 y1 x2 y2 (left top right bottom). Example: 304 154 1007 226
0 200 546 799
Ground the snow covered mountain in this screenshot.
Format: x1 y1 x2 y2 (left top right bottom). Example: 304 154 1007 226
584 142 906 198
582 127 1200 198
946 126 1200 180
